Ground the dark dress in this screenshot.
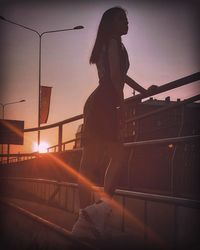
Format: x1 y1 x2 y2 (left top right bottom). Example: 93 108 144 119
83 39 129 145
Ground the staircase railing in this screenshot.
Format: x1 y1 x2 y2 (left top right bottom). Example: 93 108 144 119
0 72 199 163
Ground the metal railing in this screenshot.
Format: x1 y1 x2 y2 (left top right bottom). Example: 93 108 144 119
1 176 200 248
22 72 200 153
1 176 200 210
24 114 84 153
0 72 200 164
0 133 199 200
47 139 77 153
1 175 199 229
0 72 199 249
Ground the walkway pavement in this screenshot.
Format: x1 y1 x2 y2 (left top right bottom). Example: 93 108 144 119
0 197 148 250
3 197 77 231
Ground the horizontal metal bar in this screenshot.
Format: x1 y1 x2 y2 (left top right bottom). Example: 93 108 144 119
126 94 200 123
1 135 199 159
24 114 83 133
0 153 38 158
1 177 199 208
0 150 70 158
115 189 200 208
124 135 200 147
0 154 45 158
125 72 200 104
47 139 76 150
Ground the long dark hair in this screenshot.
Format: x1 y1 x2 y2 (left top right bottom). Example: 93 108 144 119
89 7 126 64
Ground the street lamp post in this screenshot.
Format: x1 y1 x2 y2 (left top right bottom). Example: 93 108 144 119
0 16 84 146
0 99 26 119
0 99 26 163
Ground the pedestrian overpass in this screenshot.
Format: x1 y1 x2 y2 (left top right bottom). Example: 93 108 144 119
0 72 200 249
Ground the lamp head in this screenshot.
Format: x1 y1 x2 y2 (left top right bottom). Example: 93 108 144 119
73 25 84 30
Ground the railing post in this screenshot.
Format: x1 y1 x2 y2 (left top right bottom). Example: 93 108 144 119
58 124 63 152
7 144 10 164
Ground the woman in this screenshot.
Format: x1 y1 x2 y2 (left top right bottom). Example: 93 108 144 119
72 7 148 238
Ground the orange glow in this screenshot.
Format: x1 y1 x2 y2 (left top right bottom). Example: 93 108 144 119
33 141 49 153
47 153 164 247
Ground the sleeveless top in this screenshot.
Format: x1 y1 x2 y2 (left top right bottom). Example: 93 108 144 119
96 39 130 86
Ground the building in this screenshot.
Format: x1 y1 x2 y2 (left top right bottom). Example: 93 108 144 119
124 96 200 141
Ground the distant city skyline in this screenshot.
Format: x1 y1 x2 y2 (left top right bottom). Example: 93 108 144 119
0 0 199 153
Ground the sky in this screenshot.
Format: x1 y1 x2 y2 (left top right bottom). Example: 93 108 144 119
0 0 199 154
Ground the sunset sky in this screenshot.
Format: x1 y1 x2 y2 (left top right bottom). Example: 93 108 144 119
0 0 199 154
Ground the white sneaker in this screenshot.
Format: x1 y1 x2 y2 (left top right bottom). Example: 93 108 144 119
83 201 112 237
71 209 101 239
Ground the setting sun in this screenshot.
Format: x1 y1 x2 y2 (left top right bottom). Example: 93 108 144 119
33 141 49 153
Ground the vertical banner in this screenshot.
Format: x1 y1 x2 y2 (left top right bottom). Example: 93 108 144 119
40 86 52 124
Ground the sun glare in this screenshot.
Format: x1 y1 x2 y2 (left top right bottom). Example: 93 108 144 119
33 141 49 153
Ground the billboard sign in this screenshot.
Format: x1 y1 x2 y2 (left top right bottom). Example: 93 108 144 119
0 119 24 145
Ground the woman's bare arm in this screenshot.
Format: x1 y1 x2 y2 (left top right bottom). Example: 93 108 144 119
125 75 158 94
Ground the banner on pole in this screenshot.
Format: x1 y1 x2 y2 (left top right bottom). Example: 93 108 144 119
40 86 52 124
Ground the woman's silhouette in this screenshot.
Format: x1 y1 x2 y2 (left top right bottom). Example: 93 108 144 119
72 6 149 238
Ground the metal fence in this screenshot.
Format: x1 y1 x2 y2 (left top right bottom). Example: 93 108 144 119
1 176 200 249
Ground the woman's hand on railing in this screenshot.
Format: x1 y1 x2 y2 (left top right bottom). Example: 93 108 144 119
147 85 158 92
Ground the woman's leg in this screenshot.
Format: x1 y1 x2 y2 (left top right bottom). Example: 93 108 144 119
104 142 124 197
74 142 124 235
78 142 104 209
